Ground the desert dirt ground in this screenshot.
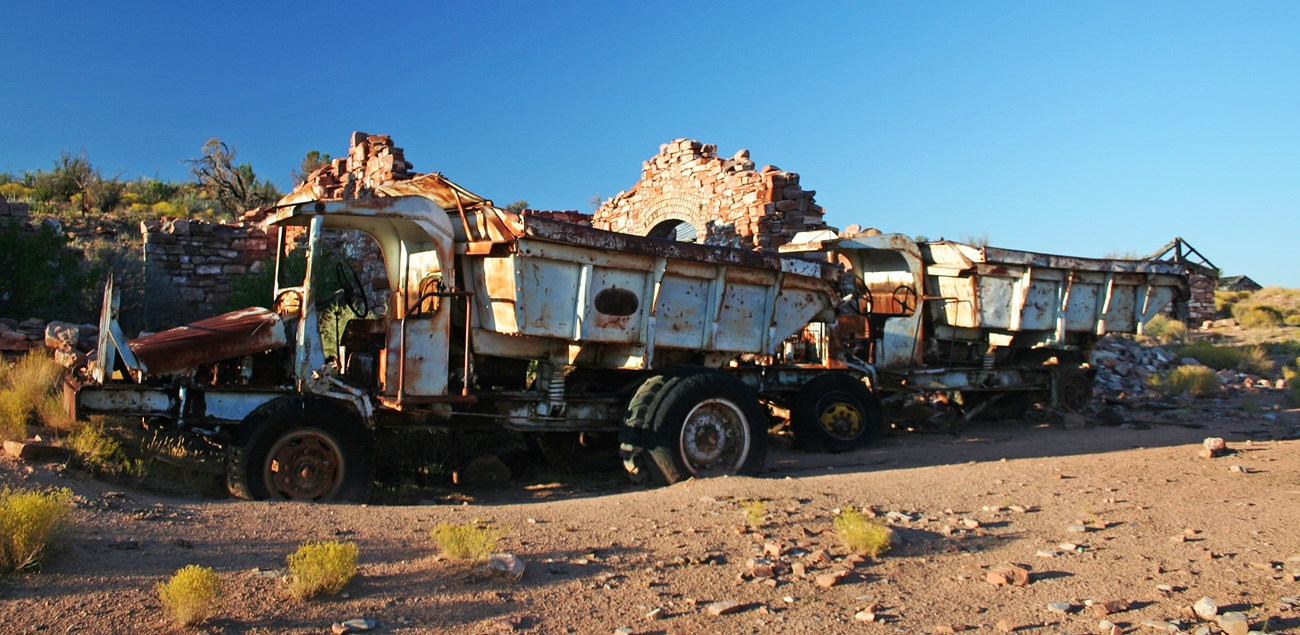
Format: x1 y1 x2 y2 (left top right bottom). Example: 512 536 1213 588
1 392 1298 635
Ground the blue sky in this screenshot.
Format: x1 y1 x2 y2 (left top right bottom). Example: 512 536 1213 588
4 1 1297 285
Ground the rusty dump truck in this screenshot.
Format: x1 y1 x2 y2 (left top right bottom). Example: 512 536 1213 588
63 173 1186 501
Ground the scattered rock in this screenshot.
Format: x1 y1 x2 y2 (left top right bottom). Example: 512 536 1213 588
706 600 743 616
645 607 666 620
1036 549 1057 558
1193 597 1218 620
816 570 848 588
1216 612 1249 635
1228 464 1250 474
331 619 376 634
484 554 526 580
1047 601 1073 614
1140 619 1180 632
614 628 634 635
996 619 1016 633
1093 599 1131 616
986 565 1031 587
1196 437 1227 455
1067 524 1090 533
855 610 877 623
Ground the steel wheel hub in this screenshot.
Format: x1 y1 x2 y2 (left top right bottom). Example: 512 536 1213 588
679 398 751 475
266 430 343 500
819 401 863 439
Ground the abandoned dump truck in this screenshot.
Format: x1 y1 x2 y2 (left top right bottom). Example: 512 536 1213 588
781 230 1187 419
64 173 877 501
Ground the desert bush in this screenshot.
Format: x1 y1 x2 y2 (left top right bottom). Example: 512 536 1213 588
431 522 504 563
1215 290 1251 316
157 564 223 626
0 353 64 442
1176 341 1275 376
1149 366 1220 397
286 541 358 600
1235 305 1284 329
0 487 73 573
1285 315 1300 327
739 499 768 529
67 424 128 473
833 506 893 558
1143 315 1188 344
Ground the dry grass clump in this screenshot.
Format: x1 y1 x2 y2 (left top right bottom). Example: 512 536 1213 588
286 541 358 600
1143 315 1188 345
739 499 768 529
66 424 129 473
157 564 223 626
833 506 893 559
1236 305 1285 329
0 353 64 442
1176 341 1274 376
431 522 504 562
0 487 73 573
1150 366 1221 397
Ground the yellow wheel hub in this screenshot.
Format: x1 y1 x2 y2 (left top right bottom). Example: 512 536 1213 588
819 403 862 438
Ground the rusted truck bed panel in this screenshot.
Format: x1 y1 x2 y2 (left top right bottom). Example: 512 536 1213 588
922 241 1184 335
128 308 287 376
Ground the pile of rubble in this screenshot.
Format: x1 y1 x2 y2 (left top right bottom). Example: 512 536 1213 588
1090 334 1287 400
298 132 414 200
0 319 98 361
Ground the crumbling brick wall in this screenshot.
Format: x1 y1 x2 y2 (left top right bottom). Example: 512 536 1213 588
591 139 828 250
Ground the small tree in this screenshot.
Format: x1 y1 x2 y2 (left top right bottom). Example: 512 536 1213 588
187 138 280 217
504 200 529 213
291 150 332 184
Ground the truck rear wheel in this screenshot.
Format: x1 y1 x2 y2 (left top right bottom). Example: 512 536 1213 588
226 399 374 502
790 373 883 451
621 372 767 485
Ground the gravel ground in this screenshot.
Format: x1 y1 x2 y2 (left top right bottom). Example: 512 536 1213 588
1 392 1298 635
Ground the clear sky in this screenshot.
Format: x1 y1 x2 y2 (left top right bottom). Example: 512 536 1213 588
3 1 1297 285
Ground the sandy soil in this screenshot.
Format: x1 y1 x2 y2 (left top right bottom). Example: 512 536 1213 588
1 393 1298 635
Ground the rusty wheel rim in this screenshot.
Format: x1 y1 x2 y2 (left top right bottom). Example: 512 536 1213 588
678 398 751 476
264 429 344 500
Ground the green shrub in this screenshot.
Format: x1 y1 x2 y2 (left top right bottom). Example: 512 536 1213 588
1143 315 1188 344
1285 314 1300 327
739 499 768 529
157 564 223 626
0 220 93 318
431 522 504 562
1236 305 1284 329
0 487 73 573
1215 290 1251 315
1150 366 1221 397
286 541 358 600
833 506 893 558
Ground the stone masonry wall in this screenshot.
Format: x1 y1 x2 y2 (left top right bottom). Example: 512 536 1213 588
0 195 30 220
592 139 828 250
140 217 275 318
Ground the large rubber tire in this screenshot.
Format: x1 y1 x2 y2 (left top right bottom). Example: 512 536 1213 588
790 373 884 452
226 399 374 502
535 431 622 473
622 372 767 485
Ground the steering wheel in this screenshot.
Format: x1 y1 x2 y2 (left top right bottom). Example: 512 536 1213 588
334 261 369 317
892 285 918 314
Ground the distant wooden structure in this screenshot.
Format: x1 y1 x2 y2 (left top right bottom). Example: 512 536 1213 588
1217 275 1262 293
1145 237 1219 325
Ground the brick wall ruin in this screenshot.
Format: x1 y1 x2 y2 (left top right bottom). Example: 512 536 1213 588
1180 270 1218 326
592 139 828 250
0 195 30 220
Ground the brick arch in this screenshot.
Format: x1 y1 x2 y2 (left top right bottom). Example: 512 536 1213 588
641 192 704 242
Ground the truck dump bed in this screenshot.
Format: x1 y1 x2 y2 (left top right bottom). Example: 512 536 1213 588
922 241 1185 336
463 213 837 369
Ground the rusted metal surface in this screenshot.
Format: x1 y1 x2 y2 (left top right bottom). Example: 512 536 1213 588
127 307 287 376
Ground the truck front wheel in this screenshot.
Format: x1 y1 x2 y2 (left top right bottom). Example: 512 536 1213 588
226 400 374 502
622 373 767 485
